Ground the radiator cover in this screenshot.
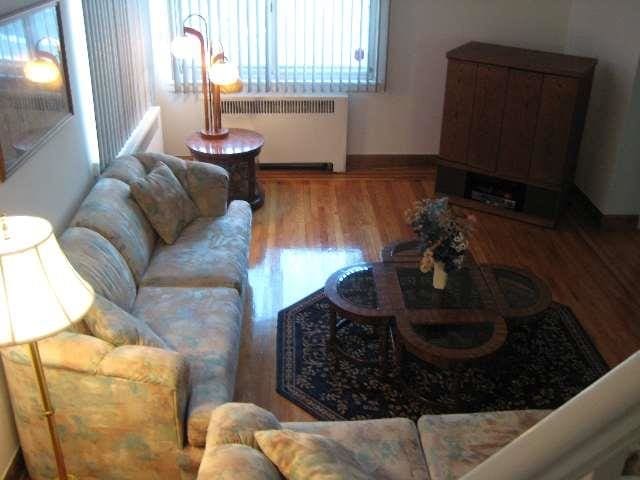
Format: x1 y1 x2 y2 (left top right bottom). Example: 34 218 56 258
220 94 348 172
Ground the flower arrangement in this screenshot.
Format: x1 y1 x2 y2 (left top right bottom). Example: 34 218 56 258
404 197 473 274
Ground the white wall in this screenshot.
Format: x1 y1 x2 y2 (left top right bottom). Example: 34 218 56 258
611 60 640 216
348 0 572 155
157 0 572 157
0 0 96 475
565 0 640 215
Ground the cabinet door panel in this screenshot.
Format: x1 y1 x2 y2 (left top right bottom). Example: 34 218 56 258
530 75 579 185
439 60 477 165
467 65 508 171
497 70 543 179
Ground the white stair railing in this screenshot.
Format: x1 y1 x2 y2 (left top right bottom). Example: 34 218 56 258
461 350 640 480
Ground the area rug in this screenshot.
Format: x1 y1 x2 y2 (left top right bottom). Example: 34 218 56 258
276 282 609 422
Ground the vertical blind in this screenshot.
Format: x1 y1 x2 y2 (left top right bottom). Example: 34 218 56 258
83 0 155 170
169 0 390 94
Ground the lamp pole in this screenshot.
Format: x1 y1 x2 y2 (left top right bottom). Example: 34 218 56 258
182 25 212 135
29 342 73 480
180 15 229 139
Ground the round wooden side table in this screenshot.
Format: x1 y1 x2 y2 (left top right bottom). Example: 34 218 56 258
185 128 265 209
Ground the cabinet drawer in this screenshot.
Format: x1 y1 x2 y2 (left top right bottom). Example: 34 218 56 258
439 60 477 165
497 70 543 179
467 65 508 171
530 75 579 185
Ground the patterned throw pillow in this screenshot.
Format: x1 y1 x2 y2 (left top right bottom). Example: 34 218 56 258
254 430 371 480
206 403 281 450
130 162 199 244
197 444 282 480
85 295 169 349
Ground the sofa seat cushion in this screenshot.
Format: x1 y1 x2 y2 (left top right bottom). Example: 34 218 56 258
417 410 552 480
282 418 429 480
141 201 251 292
85 295 169 349
133 286 243 447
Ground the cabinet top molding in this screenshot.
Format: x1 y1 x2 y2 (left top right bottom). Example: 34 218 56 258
447 42 597 78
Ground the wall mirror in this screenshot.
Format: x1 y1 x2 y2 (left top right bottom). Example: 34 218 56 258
0 0 72 182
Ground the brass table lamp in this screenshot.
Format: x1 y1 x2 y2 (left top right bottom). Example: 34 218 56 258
0 215 94 480
170 14 241 139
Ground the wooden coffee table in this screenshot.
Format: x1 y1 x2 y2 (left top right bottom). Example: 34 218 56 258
324 241 552 372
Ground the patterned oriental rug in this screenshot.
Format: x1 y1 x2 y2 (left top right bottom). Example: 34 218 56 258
276 268 609 422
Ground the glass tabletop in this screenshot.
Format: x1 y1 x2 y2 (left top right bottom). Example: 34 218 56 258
335 266 378 309
396 266 485 310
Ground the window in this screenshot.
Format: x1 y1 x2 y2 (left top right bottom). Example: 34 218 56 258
169 0 390 93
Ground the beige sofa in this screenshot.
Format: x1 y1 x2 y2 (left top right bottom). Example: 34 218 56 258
195 405 552 480
1 153 252 480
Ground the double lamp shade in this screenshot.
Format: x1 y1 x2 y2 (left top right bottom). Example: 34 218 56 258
0 216 94 347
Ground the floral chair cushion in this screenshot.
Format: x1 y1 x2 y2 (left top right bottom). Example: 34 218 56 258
283 418 427 480
206 403 281 450
130 162 199 244
197 444 282 480
254 429 372 480
85 294 168 349
418 410 551 480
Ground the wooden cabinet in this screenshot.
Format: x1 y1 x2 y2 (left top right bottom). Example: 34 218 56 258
436 42 596 226
497 70 542 179
467 65 508 171
439 60 476 165
530 76 580 185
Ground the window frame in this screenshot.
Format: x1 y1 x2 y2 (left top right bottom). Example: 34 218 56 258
169 0 390 94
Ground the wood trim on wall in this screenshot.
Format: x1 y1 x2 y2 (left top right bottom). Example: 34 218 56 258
347 154 436 170
570 185 639 231
3 448 26 480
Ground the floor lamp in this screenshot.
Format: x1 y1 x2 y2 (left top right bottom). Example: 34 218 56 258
0 215 94 480
170 14 241 139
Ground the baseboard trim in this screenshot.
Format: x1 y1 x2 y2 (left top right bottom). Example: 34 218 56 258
570 185 639 231
347 154 436 170
3 448 25 480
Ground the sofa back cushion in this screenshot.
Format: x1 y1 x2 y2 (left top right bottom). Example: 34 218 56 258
130 162 199 244
71 178 156 283
60 227 137 311
103 153 229 218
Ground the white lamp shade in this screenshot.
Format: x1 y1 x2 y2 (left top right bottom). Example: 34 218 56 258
0 216 94 347
170 34 201 60
209 61 239 86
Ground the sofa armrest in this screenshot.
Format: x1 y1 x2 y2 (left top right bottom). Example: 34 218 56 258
2 331 113 373
97 344 189 392
1 331 191 452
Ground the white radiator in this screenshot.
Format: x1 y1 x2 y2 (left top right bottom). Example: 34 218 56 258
220 94 348 172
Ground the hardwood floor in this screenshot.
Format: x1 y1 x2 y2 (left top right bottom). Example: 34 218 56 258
234 164 640 422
